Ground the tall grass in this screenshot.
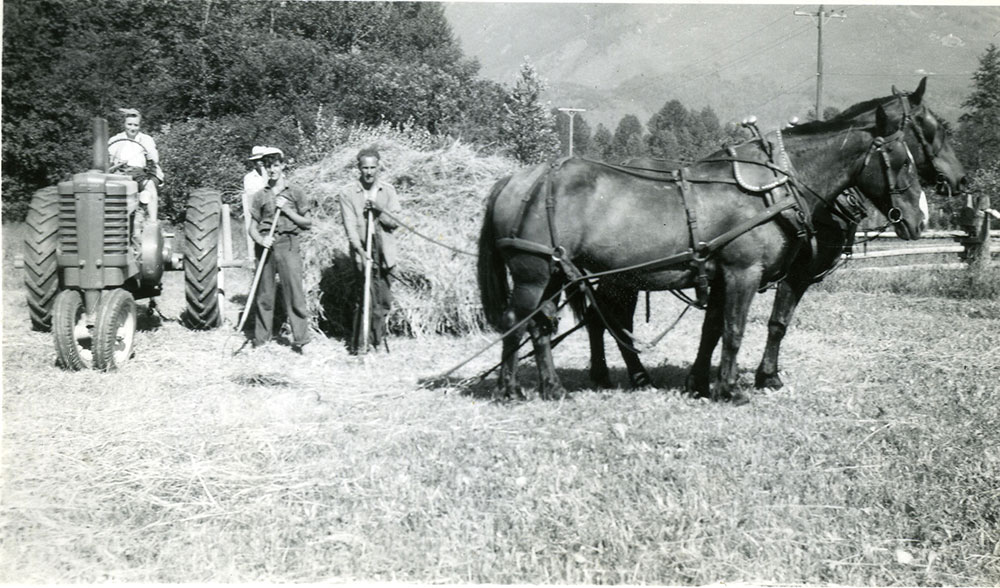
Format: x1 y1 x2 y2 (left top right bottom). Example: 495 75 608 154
817 263 1000 300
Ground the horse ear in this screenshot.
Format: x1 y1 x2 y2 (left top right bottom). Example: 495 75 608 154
875 104 890 135
911 77 927 105
891 84 900 95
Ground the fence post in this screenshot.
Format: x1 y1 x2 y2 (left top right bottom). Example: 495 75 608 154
959 194 991 271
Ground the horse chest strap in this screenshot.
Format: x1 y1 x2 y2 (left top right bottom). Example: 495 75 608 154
678 170 710 306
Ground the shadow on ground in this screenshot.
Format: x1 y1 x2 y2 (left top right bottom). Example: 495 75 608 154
421 363 693 401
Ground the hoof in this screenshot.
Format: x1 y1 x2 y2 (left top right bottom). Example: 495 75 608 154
685 372 711 398
754 369 784 390
629 370 653 390
541 386 569 401
730 388 752 406
590 369 613 390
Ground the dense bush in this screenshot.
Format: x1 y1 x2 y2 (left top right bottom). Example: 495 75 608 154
1 0 509 220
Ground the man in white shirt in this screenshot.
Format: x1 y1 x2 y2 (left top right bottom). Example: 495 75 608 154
243 146 269 257
108 108 163 222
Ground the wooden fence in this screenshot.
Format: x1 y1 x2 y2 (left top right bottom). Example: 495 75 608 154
845 218 996 272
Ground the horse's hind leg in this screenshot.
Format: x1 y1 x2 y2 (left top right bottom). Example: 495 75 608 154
497 306 528 401
587 283 650 389
529 296 567 400
756 277 808 390
716 266 763 405
585 304 613 389
610 286 651 388
585 284 617 389
499 254 554 401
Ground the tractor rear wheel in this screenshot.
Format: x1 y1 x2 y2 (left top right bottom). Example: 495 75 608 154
182 188 222 329
94 289 136 371
24 187 60 331
53 289 93 370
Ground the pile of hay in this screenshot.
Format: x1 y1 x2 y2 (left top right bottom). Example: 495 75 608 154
291 138 519 338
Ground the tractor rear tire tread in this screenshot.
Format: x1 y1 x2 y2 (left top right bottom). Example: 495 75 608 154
183 188 222 330
24 187 60 332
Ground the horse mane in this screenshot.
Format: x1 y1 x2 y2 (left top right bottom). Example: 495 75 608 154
782 94 897 137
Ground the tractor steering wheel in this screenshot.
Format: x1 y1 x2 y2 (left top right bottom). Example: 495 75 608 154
107 137 150 174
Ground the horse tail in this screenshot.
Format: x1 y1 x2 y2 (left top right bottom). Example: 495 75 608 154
566 285 588 324
478 175 513 330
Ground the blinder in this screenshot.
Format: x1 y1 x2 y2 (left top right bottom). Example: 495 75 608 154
857 128 916 225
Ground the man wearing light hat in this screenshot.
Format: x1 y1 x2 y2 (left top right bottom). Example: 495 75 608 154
108 108 163 222
242 146 269 256
247 147 315 353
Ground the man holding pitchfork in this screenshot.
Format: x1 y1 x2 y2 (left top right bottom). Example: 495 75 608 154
247 147 314 353
339 147 402 355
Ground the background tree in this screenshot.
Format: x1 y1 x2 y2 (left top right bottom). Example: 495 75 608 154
610 114 647 162
499 59 560 164
646 100 744 162
589 124 614 161
0 0 509 220
953 43 1000 228
956 43 1000 172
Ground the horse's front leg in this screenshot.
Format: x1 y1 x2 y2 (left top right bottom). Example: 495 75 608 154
755 277 808 390
687 278 726 398
716 266 763 406
530 299 567 400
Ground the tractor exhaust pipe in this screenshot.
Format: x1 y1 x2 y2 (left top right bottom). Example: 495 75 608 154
92 117 108 172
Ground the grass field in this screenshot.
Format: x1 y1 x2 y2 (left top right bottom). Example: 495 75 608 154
2 221 999 584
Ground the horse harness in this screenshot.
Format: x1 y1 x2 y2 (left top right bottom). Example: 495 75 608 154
495 125 913 313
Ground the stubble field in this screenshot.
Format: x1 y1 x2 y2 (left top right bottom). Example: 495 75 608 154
2 222 999 584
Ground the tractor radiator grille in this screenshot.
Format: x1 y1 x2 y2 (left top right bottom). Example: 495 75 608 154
103 192 129 256
58 192 130 256
58 192 78 255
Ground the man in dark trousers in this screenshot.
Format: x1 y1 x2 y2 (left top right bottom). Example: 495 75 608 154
338 148 402 354
247 147 314 353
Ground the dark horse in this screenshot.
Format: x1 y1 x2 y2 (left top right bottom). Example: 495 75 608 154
478 101 926 405
581 78 967 393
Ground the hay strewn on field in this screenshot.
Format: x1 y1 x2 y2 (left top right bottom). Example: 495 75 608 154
289 139 519 337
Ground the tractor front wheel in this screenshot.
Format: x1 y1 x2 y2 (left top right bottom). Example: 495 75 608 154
94 289 136 371
24 187 60 331
182 188 222 329
53 289 93 370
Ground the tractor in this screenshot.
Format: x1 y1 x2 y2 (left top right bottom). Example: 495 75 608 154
22 117 223 370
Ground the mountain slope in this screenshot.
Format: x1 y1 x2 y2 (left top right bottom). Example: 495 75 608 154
445 3 1000 129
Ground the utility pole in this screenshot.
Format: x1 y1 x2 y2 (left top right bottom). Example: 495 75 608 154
557 107 586 157
795 5 845 121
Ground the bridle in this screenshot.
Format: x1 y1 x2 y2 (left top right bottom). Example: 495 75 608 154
856 128 919 225
894 91 952 196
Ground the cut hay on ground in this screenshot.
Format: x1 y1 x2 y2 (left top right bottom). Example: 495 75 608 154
291 139 519 338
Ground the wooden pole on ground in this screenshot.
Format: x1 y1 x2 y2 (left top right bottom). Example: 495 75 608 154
361 208 375 354
236 207 281 333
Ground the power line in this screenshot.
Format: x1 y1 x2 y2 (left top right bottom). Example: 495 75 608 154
748 75 816 113
676 12 795 74
669 23 815 92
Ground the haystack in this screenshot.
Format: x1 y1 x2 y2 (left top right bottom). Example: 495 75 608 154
291 139 519 338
